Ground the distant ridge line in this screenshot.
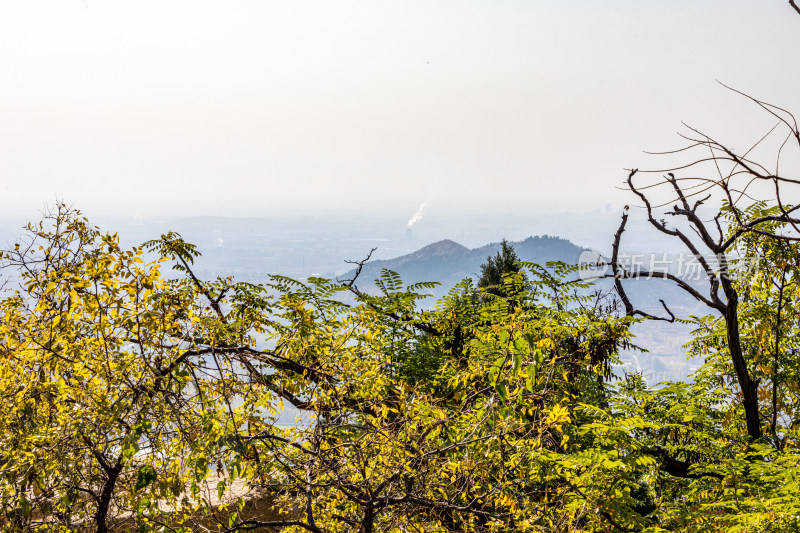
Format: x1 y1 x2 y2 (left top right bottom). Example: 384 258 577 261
338 235 586 297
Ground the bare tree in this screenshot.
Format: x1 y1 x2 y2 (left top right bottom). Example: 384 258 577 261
611 84 800 440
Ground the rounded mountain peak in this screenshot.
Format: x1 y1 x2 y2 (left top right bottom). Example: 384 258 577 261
411 239 470 259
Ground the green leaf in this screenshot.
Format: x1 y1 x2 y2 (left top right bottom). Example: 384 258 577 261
19 493 31 518
495 380 508 401
526 364 538 392
121 437 140 462
135 465 158 492
513 351 523 374
132 419 153 440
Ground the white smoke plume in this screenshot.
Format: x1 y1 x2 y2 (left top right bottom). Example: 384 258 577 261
407 204 426 229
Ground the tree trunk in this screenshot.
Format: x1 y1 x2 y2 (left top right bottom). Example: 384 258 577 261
724 299 762 439
94 463 122 533
360 504 374 533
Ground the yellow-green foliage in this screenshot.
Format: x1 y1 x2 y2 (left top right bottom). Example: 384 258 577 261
3 205 800 532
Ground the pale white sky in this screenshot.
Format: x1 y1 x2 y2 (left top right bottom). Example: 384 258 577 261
1 1 798 219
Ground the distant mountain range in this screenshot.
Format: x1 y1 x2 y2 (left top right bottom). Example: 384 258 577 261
339 235 586 297
338 235 707 383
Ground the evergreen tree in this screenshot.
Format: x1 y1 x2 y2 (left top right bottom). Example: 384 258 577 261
477 238 524 296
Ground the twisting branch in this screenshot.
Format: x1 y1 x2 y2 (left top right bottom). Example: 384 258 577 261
625 170 726 308
610 196 677 322
617 164 763 439
338 247 442 337
610 203 634 317
338 247 377 288
614 85 800 440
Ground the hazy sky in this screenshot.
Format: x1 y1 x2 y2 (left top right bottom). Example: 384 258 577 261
1 1 798 220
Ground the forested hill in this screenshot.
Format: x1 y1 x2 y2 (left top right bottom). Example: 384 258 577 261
339 235 585 297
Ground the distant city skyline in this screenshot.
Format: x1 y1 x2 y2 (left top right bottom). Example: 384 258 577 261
1 1 798 219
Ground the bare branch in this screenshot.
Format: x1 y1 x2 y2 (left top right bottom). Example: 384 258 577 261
338 247 377 288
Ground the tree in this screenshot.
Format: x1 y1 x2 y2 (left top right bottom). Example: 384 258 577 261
0 207 639 532
477 239 524 297
0 205 211 531
203 262 636 532
607 1 800 444
608 81 800 441
4 195 800 532
686 205 800 444
0 206 285 531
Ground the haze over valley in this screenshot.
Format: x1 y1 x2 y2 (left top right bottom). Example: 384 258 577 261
1 205 703 384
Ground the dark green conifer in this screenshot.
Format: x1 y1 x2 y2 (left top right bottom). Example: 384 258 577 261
477 239 523 296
